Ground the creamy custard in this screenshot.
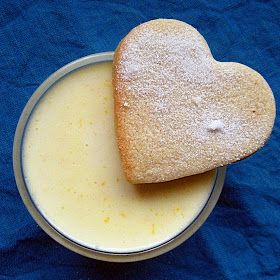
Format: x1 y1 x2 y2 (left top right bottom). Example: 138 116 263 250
22 62 215 252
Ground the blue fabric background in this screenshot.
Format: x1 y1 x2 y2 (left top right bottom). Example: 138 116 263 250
0 0 279 279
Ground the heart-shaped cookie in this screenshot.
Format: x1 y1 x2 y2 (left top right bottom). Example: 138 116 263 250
113 19 275 184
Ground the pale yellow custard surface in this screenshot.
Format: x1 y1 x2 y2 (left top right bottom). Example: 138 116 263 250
22 62 215 252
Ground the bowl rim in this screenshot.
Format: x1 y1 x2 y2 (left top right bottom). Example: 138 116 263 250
13 51 226 262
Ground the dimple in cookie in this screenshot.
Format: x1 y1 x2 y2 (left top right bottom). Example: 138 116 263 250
113 19 276 184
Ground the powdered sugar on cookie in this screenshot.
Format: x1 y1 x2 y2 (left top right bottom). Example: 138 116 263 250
113 19 275 183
